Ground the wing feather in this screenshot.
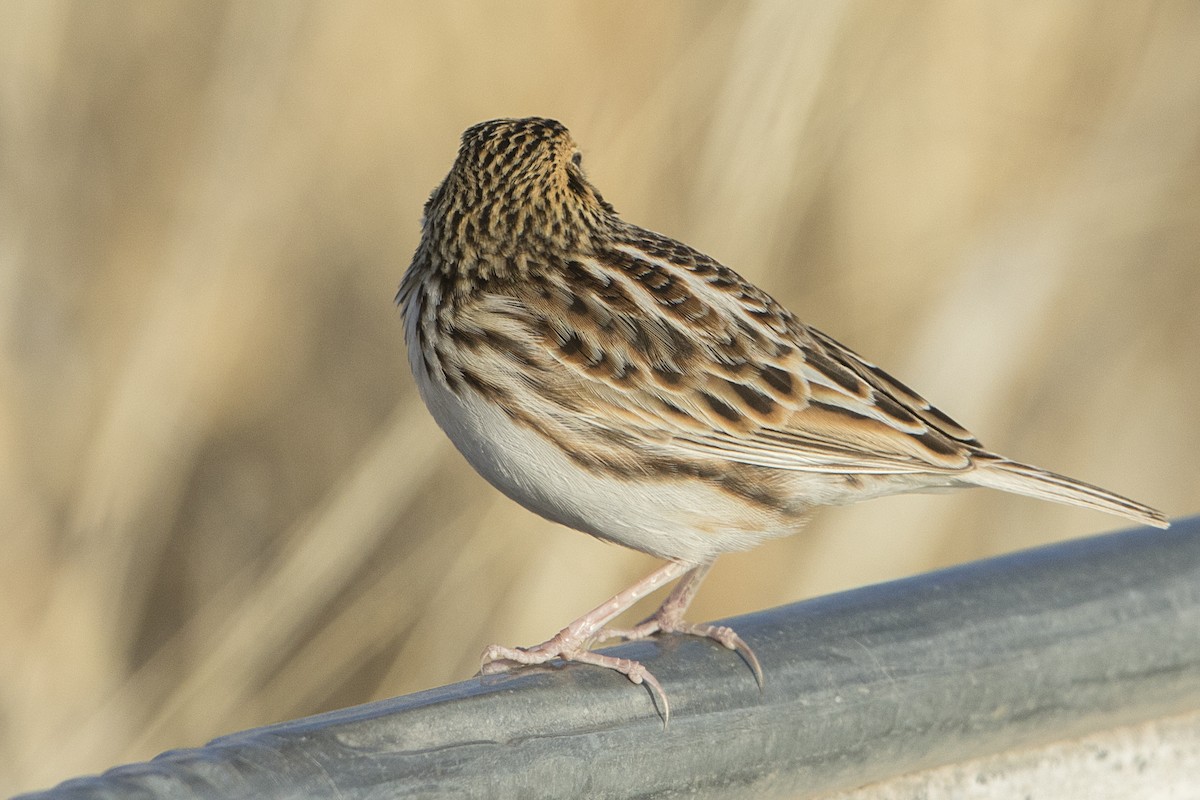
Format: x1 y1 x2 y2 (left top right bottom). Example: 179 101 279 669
448 244 981 479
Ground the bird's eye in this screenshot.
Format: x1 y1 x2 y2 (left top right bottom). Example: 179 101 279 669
571 151 582 167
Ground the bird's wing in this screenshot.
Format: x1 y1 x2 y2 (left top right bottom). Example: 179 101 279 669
446 243 981 477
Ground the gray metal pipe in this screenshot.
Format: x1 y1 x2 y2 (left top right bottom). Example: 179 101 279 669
19 515 1199 799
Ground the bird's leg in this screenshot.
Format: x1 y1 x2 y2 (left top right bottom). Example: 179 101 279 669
598 561 763 688
480 559 694 723
598 561 713 641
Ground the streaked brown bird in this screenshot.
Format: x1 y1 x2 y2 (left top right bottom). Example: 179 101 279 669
398 116 1168 721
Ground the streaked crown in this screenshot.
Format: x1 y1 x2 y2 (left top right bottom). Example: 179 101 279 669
421 117 615 258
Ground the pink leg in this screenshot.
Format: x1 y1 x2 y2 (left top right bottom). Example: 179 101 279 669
599 561 763 688
480 560 693 723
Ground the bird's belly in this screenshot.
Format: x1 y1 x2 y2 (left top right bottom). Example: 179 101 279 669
416 372 802 563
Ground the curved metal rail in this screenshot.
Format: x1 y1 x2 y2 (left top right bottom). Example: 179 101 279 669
19 515 1199 799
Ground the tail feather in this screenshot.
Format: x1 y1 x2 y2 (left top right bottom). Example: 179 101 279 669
969 457 1169 529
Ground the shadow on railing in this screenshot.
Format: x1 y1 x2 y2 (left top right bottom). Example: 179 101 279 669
18 516 1200 800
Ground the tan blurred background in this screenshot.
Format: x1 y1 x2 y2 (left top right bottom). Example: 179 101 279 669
2 1 1197 793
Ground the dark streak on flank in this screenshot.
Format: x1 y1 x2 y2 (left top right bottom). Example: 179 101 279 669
718 469 788 511
460 368 511 405
432 346 458 392
420 349 436 382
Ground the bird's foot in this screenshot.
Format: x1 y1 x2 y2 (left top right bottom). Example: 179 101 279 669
599 616 763 689
481 633 671 725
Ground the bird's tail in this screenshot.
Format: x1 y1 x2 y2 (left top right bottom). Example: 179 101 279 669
968 456 1169 529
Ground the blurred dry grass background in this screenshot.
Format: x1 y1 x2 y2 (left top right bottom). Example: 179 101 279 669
1 1 1197 793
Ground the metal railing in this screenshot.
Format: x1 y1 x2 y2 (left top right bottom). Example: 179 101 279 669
19 515 1199 799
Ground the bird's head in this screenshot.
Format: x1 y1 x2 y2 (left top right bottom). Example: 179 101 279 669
424 117 616 255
